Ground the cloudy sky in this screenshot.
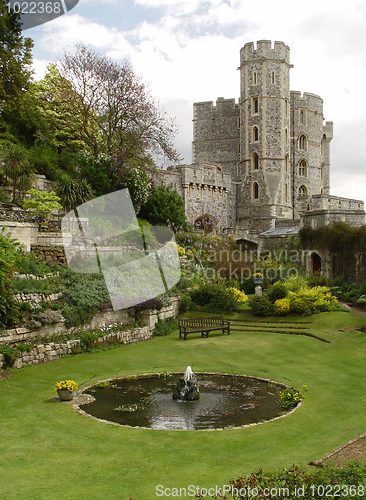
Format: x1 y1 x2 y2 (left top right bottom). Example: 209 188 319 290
26 0 366 204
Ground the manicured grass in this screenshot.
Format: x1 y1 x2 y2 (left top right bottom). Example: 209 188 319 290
1 310 366 499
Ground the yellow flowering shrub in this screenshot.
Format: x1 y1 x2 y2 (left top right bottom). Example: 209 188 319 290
176 244 185 256
273 297 291 316
55 380 78 392
228 287 248 304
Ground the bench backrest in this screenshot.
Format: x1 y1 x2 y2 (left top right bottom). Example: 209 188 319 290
179 315 224 329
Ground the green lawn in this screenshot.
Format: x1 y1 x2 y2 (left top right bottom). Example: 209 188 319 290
1 310 366 499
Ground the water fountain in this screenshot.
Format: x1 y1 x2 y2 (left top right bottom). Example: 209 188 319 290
79 370 293 430
172 366 200 401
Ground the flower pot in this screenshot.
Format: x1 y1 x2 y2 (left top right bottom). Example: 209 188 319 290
57 389 76 401
253 277 263 285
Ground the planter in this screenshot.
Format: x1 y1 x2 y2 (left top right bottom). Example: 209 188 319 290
57 389 76 401
253 277 263 286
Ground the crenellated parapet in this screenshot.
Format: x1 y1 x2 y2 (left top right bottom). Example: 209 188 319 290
239 40 290 67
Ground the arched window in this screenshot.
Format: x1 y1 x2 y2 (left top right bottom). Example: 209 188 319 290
299 160 307 176
254 182 259 200
253 126 259 142
299 185 307 197
253 153 259 170
300 110 304 124
299 134 307 150
253 98 259 114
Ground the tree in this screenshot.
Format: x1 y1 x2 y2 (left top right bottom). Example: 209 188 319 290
0 229 20 327
33 63 94 155
55 175 94 212
22 189 62 221
0 0 34 103
2 144 35 202
58 44 179 180
139 184 186 227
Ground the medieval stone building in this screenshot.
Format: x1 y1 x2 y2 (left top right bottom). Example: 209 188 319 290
158 40 365 253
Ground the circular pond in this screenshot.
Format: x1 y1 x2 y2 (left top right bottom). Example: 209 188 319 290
81 373 288 430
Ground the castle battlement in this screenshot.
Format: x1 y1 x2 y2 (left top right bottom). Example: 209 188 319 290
193 98 239 120
240 40 290 66
290 91 324 115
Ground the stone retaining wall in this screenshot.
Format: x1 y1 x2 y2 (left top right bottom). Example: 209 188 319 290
31 245 66 263
0 325 152 369
13 292 63 306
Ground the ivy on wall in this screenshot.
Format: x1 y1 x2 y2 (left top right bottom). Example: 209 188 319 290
299 222 366 282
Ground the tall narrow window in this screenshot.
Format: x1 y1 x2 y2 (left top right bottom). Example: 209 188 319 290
253 72 257 84
299 185 307 196
253 153 259 170
253 98 259 114
271 71 275 84
299 134 307 150
253 126 259 142
254 182 259 200
285 155 289 173
300 110 304 124
299 160 307 176
285 184 288 203
285 128 288 144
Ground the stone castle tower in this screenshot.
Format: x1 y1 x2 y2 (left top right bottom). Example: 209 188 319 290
159 40 364 238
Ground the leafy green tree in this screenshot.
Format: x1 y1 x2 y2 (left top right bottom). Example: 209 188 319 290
23 189 62 221
0 0 33 102
33 64 94 155
0 0 35 146
139 184 186 227
2 144 35 202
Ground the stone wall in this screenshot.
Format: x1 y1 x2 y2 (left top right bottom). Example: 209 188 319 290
301 195 365 229
0 324 152 369
31 245 66 263
156 162 234 230
0 297 180 346
192 98 240 181
0 221 38 251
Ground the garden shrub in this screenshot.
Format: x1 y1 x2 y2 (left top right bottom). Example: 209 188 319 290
227 287 248 305
296 286 337 313
289 293 311 314
153 317 179 336
273 297 291 316
0 230 20 328
190 283 238 313
308 271 330 288
241 275 255 294
179 294 191 312
283 274 308 292
224 462 366 500
0 344 18 367
266 281 288 303
248 296 273 316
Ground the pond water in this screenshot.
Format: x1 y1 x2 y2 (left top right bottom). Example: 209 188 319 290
82 373 285 430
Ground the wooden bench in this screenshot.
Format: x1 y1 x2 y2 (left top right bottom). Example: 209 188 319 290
179 315 230 340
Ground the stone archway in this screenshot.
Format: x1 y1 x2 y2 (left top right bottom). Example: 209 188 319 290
311 252 321 273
